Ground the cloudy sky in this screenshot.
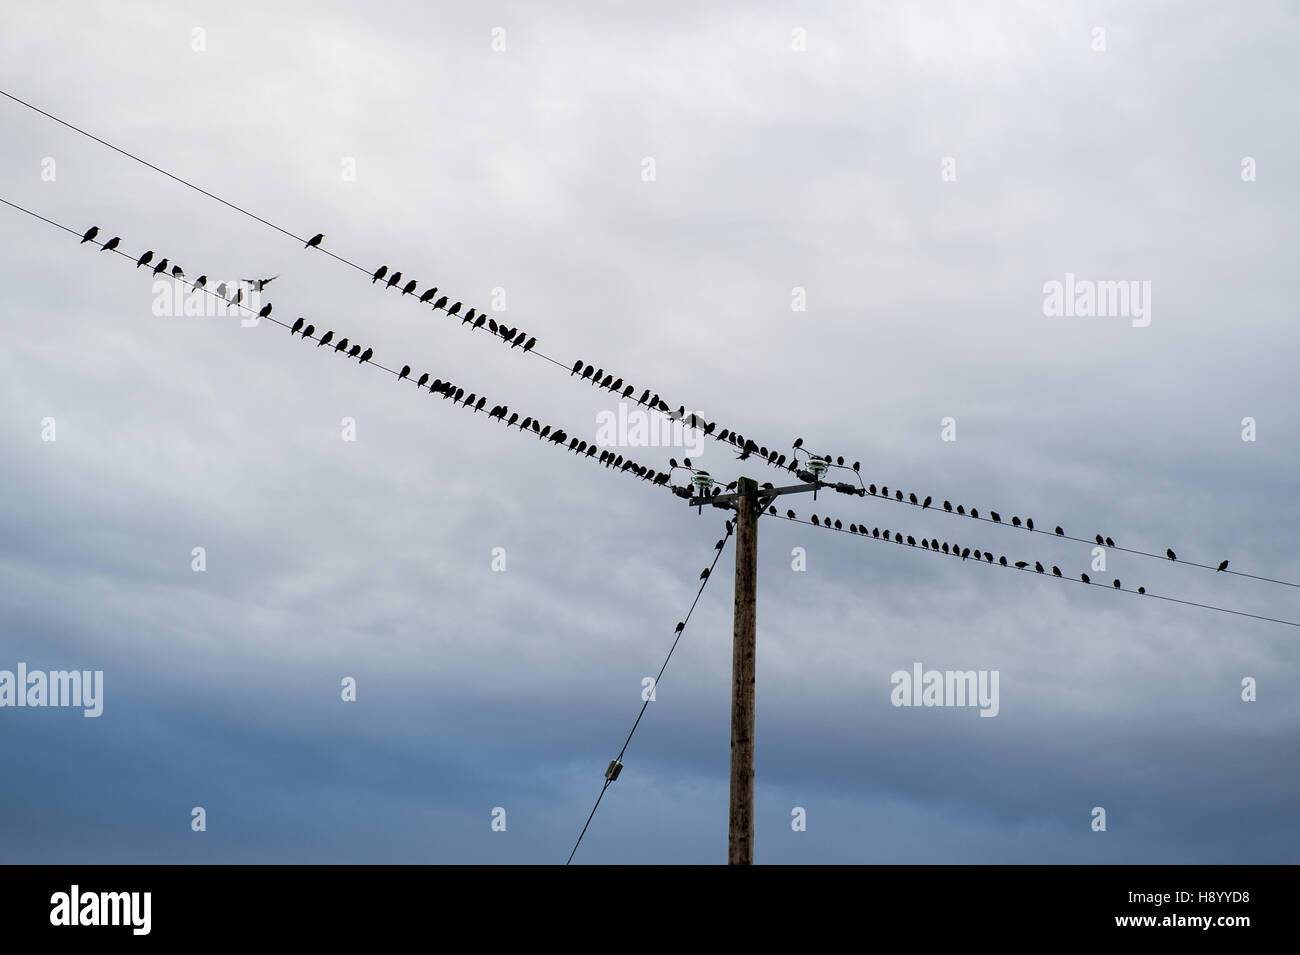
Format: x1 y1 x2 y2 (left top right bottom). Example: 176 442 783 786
1 1 1297 864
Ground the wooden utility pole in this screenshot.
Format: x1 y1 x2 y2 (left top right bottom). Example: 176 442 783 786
729 476 759 865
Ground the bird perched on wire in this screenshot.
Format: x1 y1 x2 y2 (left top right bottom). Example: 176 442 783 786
334 337 349 353
101 236 120 253
1217 560 1229 572
80 226 99 244
152 257 170 277
1166 549 1177 561
258 304 272 319
386 271 403 290
301 324 315 339
291 317 304 336
402 280 418 296
372 265 388 284
359 347 373 365
136 250 154 269
419 288 437 304
304 233 324 249
317 330 334 348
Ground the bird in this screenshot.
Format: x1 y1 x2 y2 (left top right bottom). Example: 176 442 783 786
512 331 527 348
699 569 710 580
194 275 207 288
792 438 803 450
475 396 486 413
402 280 418 296
1081 573 1090 583
291 317 304 335
984 553 993 563
1011 516 1022 528
317 331 334 348
398 365 411 382
80 226 99 244
1137 587 1145 594
348 345 361 358
1052 566 1062 577
523 337 536 353
1096 535 1104 545
991 512 1001 523
1217 560 1229 572
970 509 979 519
909 493 918 505
1055 526 1064 536
136 250 154 269
258 304 272 319
1034 562 1044 573
334 338 349 353
386 271 403 290
1113 579 1122 589
571 360 582 376
302 324 315 339
419 288 437 304
305 233 324 249
359 347 373 365
786 510 795 519
1026 518 1034 532
242 275 279 292
956 505 965 515
448 302 462 317
835 520 843 530
372 266 388 284
172 265 184 279
100 236 120 252
464 309 478 325
152 257 170 276
895 490 903 501
1167 549 1177 561
214 282 228 299
1105 537 1115 548
811 515 820 526
943 500 952 512
1014 561 1028 569
417 373 429 388
999 556 1007 566
907 535 915 546
433 296 448 310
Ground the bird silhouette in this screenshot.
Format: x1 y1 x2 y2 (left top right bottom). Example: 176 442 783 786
1014 561 1028 569
895 490 903 501
419 288 437 303
80 226 99 244
135 250 153 269
1011 516 1022 528
999 556 1007 566
835 520 843 530
943 501 952 512
317 330 334 348
792 438 803 450
171 266 184 279
402 280 418 296
961 547 970 560
448 302 462 317
1052 566 1062 577
242 275 278 292
433 296 448 310
1167 549 1177 560
956 505 965 515
302 325 315 339
1034 562 1044 573
359 348 373 365
1137 586 1145 594
970 508 979 519
305 233 324 249
386 271 403 290
1081 573 1090 583
214 282 228 298
700 569 710 580
398 365 411 382
348 345 361 358
258 304 272 319
512 332 527 348
991 512 1001 523
1055 526 1064 536
372 265 388 284
101 236 120 252
811 515 820 526
941 543 949 554
291 317 304 336
417 373 429 388
334 337 349 353
786 510 795 519
1096 535 1104 544
1105 537 1115 547
194 275 207 288
1217 560 1229 572
1113 579 1121 589
1026 518 1034 531
152 258 170 276
523 337 536 353
909 493 918 505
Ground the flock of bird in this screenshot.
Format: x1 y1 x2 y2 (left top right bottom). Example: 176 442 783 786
369 264 536 354
77 221 1235 582
80 223 692 493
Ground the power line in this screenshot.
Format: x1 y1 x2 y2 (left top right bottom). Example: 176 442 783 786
0 195 688 496
0 87 794 471
769 512 1300 629
566 519 735 865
